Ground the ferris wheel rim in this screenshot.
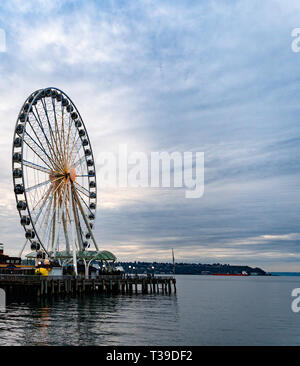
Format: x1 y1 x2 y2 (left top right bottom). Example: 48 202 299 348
12 87 98 258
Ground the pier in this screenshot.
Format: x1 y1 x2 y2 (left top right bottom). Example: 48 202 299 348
0 274 176 299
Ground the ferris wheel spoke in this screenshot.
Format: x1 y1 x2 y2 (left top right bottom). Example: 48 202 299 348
45 213 55 252
30 189 53 232
60 107 66 167
66 113 74 165
25 186 52 256
23 138 53 170
31 185 53 214
25 120 55 167
40 195 54 234
67 128 80 168
47 99 67 170
60 104 68 169
31 106 63 171
23 160 51 174
72 155 86 169
25 179 51 193
34 193 54 240
69 138 85 169
75 189 95 217
24 130 46 157
73 181 90 198
39 101 64 170
52 178 65 196
40 98 65 168
51 98 65 168
69 136 82 166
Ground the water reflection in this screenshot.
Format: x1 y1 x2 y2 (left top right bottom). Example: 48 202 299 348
1 293 179 346
3 276 299 346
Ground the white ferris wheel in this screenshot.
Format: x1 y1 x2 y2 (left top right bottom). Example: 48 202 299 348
12 87 116 274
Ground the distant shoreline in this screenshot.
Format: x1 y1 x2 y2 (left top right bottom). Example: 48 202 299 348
116 261 267 276
171 272 300 276
270 272 300 276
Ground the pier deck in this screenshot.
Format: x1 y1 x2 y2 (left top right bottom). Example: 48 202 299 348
0 274 176 298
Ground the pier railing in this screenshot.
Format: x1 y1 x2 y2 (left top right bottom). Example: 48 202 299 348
0 274 175 281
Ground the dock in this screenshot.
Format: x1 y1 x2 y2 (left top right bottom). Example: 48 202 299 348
0 274 176 299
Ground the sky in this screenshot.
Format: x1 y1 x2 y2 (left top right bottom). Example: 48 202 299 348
0 0 300 271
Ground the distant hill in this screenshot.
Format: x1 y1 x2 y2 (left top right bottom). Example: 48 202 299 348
116 261 267 275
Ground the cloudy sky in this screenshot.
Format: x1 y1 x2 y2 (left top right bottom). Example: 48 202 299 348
0 0 300 271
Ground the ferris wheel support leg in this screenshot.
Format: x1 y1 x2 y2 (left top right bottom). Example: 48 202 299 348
84 258 95 279
62 215 71 253
18 239 28 258
83 259 88 279
71 188 83 251
68 184 78 276
72 244 78 277
72 185 99 251
52 187 67 256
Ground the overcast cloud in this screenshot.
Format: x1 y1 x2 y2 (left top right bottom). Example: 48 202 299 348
0 0 300 271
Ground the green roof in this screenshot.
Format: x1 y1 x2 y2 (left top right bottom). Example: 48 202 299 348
25 250 116 261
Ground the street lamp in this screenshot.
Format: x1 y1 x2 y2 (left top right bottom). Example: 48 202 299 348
152 266 155 277
133 266 135 276
129 265 131 276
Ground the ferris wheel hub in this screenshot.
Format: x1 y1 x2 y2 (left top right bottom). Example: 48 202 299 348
49 166 77 184
69 168 76 182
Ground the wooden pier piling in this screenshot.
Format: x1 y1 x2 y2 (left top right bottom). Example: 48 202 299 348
0 274 176 299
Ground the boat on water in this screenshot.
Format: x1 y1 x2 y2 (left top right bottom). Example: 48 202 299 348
212 273 248 276
212 271 249 276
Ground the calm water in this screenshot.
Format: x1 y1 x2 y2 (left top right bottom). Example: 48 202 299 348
1 275 300 346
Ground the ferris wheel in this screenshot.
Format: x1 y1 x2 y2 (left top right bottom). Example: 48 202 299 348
12 87 99 263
